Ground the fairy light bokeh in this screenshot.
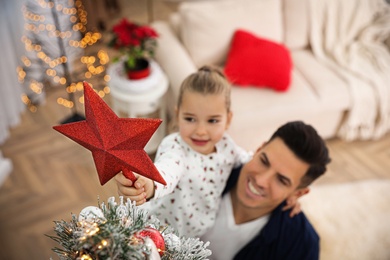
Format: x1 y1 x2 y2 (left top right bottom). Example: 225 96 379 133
17 0 110 113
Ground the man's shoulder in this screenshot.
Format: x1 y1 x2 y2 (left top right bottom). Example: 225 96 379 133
278 209 319 241
247 209 320 259
235 209 319 260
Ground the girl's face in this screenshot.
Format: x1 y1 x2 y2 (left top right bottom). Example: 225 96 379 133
177 91 232 155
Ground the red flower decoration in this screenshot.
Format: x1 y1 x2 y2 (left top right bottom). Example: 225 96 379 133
109 18 159 70
53 82 166 186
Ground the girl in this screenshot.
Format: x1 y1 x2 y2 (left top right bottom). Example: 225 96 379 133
116 66 250 237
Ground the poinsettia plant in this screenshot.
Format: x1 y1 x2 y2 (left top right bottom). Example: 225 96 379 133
109 18 158 70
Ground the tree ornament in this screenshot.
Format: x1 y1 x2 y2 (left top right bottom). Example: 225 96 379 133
116 196 133 227
79 206 105 223
116 196 129 218
53 82 166 186
163 233 181 251
143 237 161 260
136 227 166 256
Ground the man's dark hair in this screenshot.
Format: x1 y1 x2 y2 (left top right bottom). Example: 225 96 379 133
269 121 331 187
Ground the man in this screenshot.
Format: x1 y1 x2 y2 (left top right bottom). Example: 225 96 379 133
200 121 331 259
116 121 330 259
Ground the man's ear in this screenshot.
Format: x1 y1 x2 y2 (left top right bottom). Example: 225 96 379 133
292 187 310 199
285 187 309 209
284 187 310 217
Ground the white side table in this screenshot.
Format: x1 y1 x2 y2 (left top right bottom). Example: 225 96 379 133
107 60 169 154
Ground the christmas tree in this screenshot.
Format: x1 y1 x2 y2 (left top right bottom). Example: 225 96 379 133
48 196 212 260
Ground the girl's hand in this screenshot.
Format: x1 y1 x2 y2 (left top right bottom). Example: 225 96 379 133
115 171 155 206
282 196 302 218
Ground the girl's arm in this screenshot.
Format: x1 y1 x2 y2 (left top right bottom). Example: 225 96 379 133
115 134 186 205
151 136 187 199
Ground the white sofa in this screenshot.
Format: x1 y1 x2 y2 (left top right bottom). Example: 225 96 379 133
150 0 390 151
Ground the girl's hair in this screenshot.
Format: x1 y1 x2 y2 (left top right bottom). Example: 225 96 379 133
177 65 231 111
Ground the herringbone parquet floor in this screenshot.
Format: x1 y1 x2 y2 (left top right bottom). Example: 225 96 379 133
1 1 390 259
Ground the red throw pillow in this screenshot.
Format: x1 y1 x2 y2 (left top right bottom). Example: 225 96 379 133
224 29 292 91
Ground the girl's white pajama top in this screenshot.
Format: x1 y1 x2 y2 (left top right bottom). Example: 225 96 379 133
141 132 249 237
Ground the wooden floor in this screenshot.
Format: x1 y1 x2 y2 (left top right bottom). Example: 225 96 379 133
1 1 390 259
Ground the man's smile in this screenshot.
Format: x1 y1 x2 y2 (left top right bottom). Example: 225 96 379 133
248 179 265 197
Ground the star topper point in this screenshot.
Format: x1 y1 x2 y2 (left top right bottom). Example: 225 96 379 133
53 81 166 186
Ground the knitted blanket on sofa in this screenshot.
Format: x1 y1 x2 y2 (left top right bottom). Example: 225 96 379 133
309 0 390 141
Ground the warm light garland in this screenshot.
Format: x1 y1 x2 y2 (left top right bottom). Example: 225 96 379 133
19 0 110 113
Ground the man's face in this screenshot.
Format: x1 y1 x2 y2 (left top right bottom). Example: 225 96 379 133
236 137 310 212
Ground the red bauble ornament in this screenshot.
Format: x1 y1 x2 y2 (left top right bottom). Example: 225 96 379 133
136 227 166 256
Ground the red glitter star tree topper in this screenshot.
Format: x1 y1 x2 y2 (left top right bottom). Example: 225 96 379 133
53 82 166 186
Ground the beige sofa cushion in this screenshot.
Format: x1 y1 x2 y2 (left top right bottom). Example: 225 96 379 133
228 69 321 149
178 0 283 67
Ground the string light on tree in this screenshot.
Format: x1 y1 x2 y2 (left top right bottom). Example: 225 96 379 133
47 197 212 260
